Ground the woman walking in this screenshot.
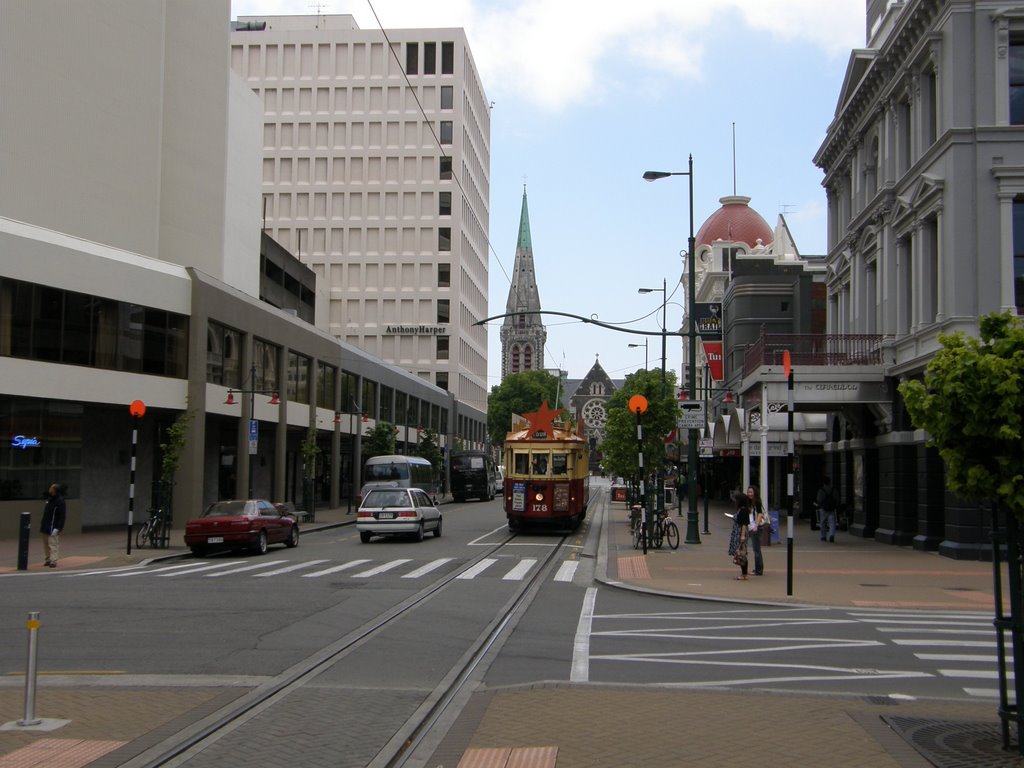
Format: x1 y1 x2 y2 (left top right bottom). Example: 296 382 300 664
746 486 767 576
728 490 750 580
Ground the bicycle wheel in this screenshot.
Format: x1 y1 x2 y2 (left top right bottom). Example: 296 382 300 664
633 520 643 550
135 521 150 549
651 520 664 549
149 519 164 548
665 520 680 550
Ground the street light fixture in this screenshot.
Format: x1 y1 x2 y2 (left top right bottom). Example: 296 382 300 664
225 363 280 499
637 280 668 518
628 340 649 369
643 154 700 544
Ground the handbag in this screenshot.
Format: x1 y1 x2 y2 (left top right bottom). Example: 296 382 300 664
732 549 747 567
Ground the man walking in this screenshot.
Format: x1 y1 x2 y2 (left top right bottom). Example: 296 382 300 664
816 476 838 543
41 483 66 567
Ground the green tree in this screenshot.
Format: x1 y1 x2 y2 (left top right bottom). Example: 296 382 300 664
362 421 397 460
160 401 196 485
487 370 562 447
599 368 679 483
415 426 444 476
899 312 1024 519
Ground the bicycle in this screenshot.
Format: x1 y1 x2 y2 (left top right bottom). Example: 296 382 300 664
633 508 680 551
135 508 165 549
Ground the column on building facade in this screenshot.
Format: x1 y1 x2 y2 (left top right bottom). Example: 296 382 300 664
998 191 1019 313
880 214 897 336
911 219 924 334
330 369 341 508
934 208 946 322
759 381 769 505
852 248 864 333
995 16 1011 127
275 344 288 499
739 407 750 492
237 337 253 499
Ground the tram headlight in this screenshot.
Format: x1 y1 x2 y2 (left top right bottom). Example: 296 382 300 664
535 491 544 502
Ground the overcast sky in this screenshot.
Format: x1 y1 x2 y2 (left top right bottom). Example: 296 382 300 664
232 0 864 388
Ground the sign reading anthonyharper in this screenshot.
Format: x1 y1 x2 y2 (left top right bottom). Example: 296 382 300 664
383 325 449 335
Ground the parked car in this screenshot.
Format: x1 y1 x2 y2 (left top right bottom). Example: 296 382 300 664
357 487 442 542
184 499 299 556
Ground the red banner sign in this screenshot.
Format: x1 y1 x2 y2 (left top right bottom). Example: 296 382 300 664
702 340 724 382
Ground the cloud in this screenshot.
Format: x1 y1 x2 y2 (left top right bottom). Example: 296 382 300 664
233 0 865 110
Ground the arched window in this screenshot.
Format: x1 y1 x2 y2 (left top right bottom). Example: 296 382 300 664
523 345 533 370
511 344 521 373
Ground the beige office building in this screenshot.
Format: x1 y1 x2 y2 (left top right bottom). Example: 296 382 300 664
230 15 491 414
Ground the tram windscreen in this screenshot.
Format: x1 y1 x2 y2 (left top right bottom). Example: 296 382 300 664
552 453 568 475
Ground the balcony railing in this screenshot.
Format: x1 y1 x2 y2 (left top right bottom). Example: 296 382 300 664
742 328 884 378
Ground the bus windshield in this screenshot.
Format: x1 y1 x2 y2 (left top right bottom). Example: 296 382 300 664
364 463 410 481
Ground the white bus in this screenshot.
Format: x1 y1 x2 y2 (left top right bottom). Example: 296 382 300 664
359 455 436 503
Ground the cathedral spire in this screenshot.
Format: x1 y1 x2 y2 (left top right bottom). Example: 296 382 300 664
500 186 547 380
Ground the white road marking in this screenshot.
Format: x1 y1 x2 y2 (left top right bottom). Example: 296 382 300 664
352 559 412 577
108 562 214 577
554 560 579 582
252 559 330 577
571 587 597 683
467 526 510 546
915 653 1000 663
64 565 149 577
402 558 454 578
963 687 1001 698
876 627 993 635
940 669 1013 680
205 560 288 577
502 558 537 580
301 559 372 578
157 561 244 577
892 639 995 648
457 558 497 579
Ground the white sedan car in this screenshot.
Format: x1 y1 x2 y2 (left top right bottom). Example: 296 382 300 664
357 487 443 542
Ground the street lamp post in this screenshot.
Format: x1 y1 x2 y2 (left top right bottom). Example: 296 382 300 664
628 340 649 369
225 363 280 500
643 155 700 544
638 279 668 517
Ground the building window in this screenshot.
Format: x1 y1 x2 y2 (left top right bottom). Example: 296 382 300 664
922 69 937 146
438 227 452 251
362 378 378 420
405 42 418 75
897 98 912 174
287 351 311 404
511 344 520 373
439 156 452 180
436 371 448 390
379 385 394 423
253 338 280 392
523 345 533 370
317 361 336 410
722 247 741 274
436 335 449 360
407 395 419 425
395 391 407 425
440 121 453 145
439 191 452 216
423 42 436 74
0 397 83 501
438 263 450 287
1014 199 1024 311
1012 41 1024 125
517 314 526 329
207 321 242 387
437 299 450 323
441 42 454 74
440 85 453 110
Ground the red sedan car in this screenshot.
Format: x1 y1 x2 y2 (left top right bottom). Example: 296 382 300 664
184 499 299 556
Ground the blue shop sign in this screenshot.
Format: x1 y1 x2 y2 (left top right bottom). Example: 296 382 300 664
11 435 41 449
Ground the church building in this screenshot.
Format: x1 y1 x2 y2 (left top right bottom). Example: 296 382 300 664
500 188 547 378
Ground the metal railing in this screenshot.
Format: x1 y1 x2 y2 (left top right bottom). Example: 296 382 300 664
743 327 884 378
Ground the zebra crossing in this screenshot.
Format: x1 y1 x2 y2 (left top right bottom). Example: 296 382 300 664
853 609 1010 699
63 555 583 584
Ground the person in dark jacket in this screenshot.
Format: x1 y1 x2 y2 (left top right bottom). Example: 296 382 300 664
41 483 66 567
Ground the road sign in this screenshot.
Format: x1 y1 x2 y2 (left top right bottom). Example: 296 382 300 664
699 437 713 458
249 419 259 455
678 401 705 429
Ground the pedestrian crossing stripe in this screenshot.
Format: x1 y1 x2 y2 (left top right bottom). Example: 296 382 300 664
60 556 582 583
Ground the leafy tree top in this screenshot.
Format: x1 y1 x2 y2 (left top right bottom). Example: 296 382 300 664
362 421 397 460
599 368 679 481
899 312 1024 518
487 370 562 448
414 426 444 475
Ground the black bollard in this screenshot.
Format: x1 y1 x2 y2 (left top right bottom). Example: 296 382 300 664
17 511 30 570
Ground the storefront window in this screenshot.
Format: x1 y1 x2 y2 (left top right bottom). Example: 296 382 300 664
0 397 82 501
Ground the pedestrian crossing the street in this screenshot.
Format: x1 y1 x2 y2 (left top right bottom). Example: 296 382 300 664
60 555 582 585
852 609 1009 699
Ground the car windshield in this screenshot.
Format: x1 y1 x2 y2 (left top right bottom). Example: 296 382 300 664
362 490 409 508
203 500 250 517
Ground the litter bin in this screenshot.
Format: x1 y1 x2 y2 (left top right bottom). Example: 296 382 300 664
611 485 627 503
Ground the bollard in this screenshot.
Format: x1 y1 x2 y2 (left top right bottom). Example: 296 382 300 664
17 512 30 571
18 612 41 726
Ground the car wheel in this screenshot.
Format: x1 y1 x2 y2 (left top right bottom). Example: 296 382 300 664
252 530 268 555
415 522 425 542
433 517 442 538
285 525 299 548
359 531 372 543
189 546 206 557
454 495 465 503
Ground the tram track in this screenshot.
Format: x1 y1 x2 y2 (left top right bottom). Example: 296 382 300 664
122 530 570 767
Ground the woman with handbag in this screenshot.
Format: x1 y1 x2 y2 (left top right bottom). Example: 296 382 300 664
746 485 767 576
728 490 750 580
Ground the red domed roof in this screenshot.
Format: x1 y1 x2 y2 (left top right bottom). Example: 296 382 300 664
695 195 774 249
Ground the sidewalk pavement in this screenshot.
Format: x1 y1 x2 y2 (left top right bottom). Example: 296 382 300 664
0 484 1011 767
